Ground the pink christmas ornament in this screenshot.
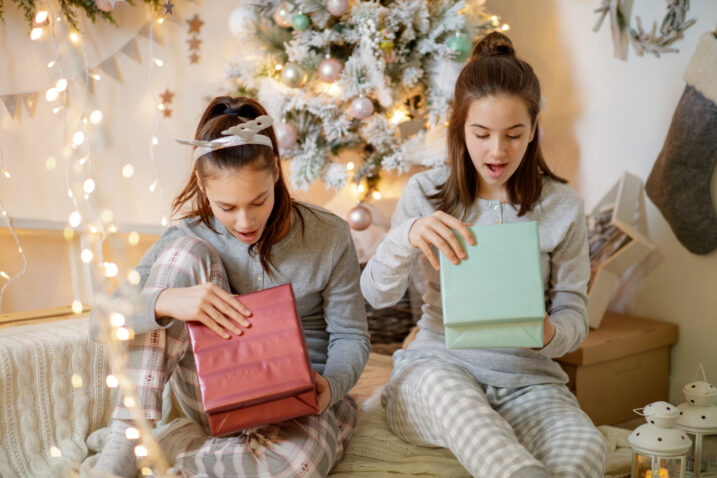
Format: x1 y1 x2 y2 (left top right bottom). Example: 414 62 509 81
273 1 294 28
95 0 115 12
349 97 374 119
275 121 298 151
318 58 343 83
327 0 349 16
347 204 372 231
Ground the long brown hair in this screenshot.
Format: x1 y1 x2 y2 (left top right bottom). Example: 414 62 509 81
171 96 302 275
430 32 565 219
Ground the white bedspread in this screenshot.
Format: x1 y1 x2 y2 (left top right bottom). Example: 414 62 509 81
0 319 633 478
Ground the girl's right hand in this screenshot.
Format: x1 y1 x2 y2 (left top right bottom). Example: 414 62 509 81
154 283 252 339
408 211 476 270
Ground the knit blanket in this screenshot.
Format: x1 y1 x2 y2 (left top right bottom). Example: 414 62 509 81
0 317 113 477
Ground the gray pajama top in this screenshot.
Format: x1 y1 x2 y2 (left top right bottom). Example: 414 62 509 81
361 167 591 387
93 203 370 408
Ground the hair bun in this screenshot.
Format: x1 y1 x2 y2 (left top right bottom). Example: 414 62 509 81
471 31 515 60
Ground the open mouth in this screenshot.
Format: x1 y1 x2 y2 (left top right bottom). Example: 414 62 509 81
236 229 259 242
485 163 507 177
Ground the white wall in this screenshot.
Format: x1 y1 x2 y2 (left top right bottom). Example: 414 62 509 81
484 0 717 403
1 0 716 403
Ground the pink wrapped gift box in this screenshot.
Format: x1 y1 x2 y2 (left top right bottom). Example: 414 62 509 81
187 284 318 436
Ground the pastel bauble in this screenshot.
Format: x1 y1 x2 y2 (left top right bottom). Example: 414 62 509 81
282 63 307 88
273 2 295 28
275 122 298 151
318 58 343 83
349 97 374 119
348 205 372 231
327 0 349 16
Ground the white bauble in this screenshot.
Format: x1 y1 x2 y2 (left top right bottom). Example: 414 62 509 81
228 7 257 37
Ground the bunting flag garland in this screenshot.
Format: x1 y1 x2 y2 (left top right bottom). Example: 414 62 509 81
2 23 160 119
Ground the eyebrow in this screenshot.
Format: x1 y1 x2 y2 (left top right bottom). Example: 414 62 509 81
215 191 268 207
470 123 526 130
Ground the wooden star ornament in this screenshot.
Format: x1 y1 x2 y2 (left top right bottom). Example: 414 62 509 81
189 52 200 64
159 89 174 104
187 14 204 34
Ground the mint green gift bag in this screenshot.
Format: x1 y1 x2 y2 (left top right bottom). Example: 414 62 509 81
439 221 545 349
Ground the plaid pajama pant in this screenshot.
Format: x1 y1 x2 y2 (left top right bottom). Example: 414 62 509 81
112 236 356 477
382 357 607 478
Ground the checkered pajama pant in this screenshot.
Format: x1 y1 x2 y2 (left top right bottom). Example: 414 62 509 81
382 358 607 478
112 236 356 477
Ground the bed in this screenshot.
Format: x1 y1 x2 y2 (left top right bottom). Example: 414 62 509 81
0 317 634 477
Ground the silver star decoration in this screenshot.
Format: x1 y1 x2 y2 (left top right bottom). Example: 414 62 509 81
162 0 174 15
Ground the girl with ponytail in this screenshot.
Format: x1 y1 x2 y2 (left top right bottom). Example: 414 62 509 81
361 33 607 477
90 96 370 477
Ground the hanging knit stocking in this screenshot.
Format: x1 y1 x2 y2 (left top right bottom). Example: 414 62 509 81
646 31 717 255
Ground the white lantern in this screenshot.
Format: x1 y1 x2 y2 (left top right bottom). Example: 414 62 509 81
676 374 717 477
629 401 692 477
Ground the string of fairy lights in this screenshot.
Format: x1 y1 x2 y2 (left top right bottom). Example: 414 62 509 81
1 2 180 475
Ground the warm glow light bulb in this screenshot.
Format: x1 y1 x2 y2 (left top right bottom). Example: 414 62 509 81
49 447 62 458
71 373 83 388
149 180 157 192
31 28 43 40
55 78 68 92
71 300 83 314
125 427 140 440
153 58 164 67
101 209 114 223
83 178 95 194
90 110 103 124
45 88 59 102
128 270 141 284
81 248 93 263
116 327 131 341
105 374 119 388
134 445 148 457
35 11 49 23
110 313 126 327
0 271 10 280
346 162 355 171
372 191 382 200
70 32 80 43
122 164 135 178
502 24 510 31
72 131 85 147
69 211 82 228
104 262 119 278
124 397 136 408
152 136 159 145
128 232 140 246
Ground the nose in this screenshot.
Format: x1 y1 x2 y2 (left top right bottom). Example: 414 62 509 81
490 136 507 158
233 208 254 231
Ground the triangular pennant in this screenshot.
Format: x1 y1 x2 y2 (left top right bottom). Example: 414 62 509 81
98 57 122 83
138 23 164 46
22 92 40 117
1 95 20 118
120 38 141 64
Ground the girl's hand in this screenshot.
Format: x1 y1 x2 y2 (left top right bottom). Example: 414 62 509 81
154 283 252 339
408 211 476 270
313 371 332 414
542 313 555 347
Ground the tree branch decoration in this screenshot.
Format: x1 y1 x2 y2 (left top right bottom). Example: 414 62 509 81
0 0 162 30
594 0 696 59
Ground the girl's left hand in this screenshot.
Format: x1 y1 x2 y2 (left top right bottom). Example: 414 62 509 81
313 371 332 414
542 313 555 347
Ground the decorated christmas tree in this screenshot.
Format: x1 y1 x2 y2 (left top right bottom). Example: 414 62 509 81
225 0 506 195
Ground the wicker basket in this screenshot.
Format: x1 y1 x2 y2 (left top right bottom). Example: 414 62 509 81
364 290 416 344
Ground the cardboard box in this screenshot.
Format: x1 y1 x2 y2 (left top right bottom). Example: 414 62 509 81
556 311 678 426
